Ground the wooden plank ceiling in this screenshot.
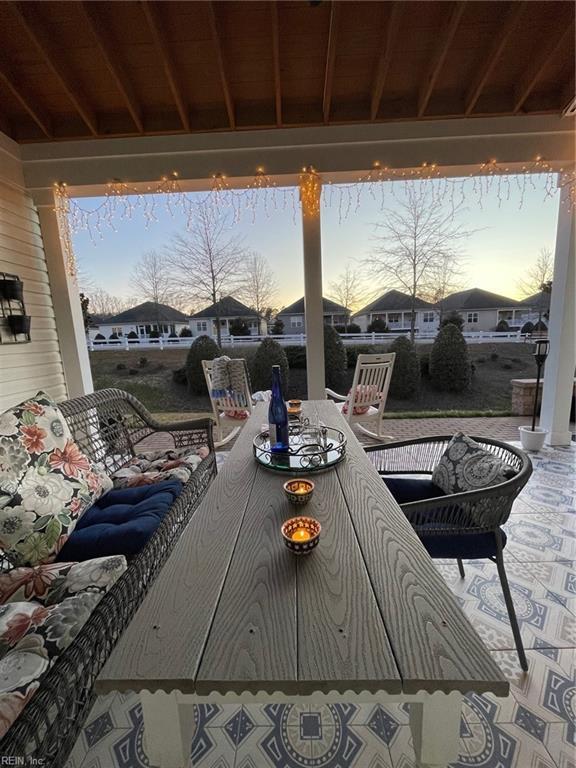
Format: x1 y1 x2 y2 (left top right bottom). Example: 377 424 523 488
0 0 573 143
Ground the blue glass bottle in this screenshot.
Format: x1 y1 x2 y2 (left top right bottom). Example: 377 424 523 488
268 365 289 453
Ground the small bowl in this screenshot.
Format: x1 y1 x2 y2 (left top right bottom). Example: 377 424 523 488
281 516 321 555
283 478 314 505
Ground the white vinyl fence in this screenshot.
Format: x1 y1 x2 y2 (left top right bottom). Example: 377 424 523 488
88 330 527 351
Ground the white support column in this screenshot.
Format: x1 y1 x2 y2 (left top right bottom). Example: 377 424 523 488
300 170 325 399
540 183 575 445
34 197 94 398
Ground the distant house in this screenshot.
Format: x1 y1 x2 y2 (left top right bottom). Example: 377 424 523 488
88 301 189 339
516 290 551 325
353 290 437 333
189 296 261 337
438 289 522 331
276 297 350 332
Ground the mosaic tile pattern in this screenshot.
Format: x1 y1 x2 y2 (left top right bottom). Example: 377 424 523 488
65 444 576 768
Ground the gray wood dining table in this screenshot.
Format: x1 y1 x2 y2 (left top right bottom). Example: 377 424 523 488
97 400 508 768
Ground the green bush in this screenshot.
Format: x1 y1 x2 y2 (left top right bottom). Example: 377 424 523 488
495 319 510 331
179 327 192 337
389 336 421 399
185 335 221 395
429 324 470 392
284 346 307 369
149 329 160 339
346 344 378 368
271 318 284 335
534 320 548 331
251 338 289 391
440 311 464 330
367 318 388 333
229 318 250 336
324 325 347 390
521 321 534 334
334 322 362 334
108 332 121 344
420 354 430 378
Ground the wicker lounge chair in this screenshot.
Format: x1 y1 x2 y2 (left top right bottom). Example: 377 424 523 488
0 388 216 765
365 436 533 670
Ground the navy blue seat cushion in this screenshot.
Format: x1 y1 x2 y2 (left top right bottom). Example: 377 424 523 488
382 476 446 505
381 474 504 560
56 480 183 561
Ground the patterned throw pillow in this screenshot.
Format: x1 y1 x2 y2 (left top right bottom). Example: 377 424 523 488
431 433 517 495
0 393 113 567
342 384 380 415
112 446 209 489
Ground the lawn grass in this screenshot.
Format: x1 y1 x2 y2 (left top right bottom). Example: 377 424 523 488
89 342 536 416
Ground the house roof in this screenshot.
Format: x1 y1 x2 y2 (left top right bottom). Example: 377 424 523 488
354 290 435 316
518 290 552 309
190 296 257 319
278 297 349 316
1 2 572 143
439 288 521 311
105 301 189 324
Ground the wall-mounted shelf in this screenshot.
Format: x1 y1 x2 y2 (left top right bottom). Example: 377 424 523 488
0 272 31 344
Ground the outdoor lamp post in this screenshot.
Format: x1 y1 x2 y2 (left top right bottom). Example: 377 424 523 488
531 339 550 431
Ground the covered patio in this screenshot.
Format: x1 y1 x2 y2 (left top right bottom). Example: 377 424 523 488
0 2 574 767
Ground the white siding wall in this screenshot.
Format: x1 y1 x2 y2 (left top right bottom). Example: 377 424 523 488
0 133 67 411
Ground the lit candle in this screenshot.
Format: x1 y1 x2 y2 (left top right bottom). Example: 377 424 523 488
294 483 309 495
291 527 311 542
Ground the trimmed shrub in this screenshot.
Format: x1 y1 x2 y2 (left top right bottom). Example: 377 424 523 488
388 336 421 400
185 335 221 395
93 333 105 345
271 318 284 335
149 329 160 342
367 318 388 333
168 332 178 343
251 338 289 391
324 325 347 391
429 324 470 392
229 318 250 336
108 332 121 345
179 327 192 337
284 346 307 369
521 321 534 334
127 330 138 344
534 320 548 331
440 311 464 330
346 344 377 369
495 319 510 332
333 322 362 334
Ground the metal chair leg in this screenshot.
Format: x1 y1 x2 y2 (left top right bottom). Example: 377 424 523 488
494 534 528 671
457 558 465 578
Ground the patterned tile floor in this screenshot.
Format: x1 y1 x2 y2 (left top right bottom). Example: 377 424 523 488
66 444 575 768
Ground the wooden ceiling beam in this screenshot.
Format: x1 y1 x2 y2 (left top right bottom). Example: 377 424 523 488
418 2 465 117
465 2 527 116
141 0 190 132
370 2 402 121
323 1 340 124
206 2 235 129
0 56 52 138
514 18 574 113
11 1 97 136
271 1 282 126
80 2 143 133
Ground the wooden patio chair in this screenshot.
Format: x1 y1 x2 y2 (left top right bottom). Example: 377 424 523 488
326 352 396 441
202 358 253 447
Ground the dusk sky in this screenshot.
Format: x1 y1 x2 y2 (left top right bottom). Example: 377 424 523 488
73 175 560 313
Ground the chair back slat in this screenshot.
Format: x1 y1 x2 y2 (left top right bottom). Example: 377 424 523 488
350 353 395 412
202 359 253 414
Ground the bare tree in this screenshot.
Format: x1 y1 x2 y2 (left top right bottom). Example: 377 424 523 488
87 287 137 318
237 252 277 334
327 263 366 331
131 250 175 306
419 252 466 322
363 184 475 341
165 205 246 346
518 247 554 324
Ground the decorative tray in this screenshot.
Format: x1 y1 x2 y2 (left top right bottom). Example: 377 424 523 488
253 420 347 473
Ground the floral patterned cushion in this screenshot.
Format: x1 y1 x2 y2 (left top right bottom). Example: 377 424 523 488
342 385 380 415
0 393 113 566
0 554 126 737
431 433 517 495
112 446 209 489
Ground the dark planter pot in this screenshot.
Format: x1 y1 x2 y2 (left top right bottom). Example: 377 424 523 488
0 279 24 302
7 314 31 336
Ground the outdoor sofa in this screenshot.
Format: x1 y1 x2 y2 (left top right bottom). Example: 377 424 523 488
0 388 216 765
